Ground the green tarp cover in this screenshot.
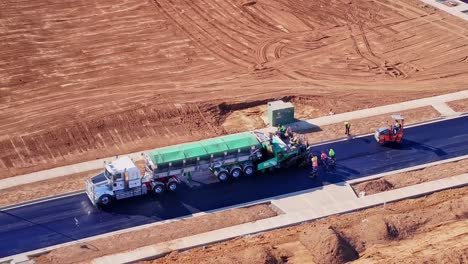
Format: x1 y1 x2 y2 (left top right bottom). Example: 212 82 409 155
148 132 260 166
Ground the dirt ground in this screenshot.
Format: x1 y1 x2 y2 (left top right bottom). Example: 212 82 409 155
448 98 468 113
33 204 277 264
1 0 468 178
0 108 440 207
353 158 468 196
144 187 468 264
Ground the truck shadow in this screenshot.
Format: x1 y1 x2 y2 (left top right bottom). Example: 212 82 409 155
107 168 326 218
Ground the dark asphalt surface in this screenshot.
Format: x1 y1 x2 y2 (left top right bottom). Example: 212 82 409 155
1 116 467 257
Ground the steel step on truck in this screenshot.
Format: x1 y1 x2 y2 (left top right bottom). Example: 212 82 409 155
86 131 309 208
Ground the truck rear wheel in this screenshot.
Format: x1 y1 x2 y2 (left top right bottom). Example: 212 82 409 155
167 179 178 192
243 165 254 176
153 183 165 195
98 194 113 207
230 168 242 179
217 171 229 182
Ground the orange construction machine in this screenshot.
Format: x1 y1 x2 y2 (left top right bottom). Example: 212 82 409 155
374 115 405 145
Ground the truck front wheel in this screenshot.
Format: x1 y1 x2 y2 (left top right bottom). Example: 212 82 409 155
153 183 165 195
98 194 113 207
167 179 178 192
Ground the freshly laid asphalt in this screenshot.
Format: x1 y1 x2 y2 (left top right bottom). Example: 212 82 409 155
0 116 467 257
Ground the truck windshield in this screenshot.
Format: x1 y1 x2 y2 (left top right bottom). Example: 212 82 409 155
104 169 112 180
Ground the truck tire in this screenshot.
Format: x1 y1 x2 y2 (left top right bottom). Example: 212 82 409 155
98 194 113 207
217 171 229 182
243 165 255 176
230 168 242 179
167 179 178 192
153 182 165 195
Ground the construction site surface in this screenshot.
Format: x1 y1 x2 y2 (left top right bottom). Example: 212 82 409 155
0 0 467 263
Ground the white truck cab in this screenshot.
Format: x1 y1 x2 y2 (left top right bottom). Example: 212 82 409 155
86 156 150 207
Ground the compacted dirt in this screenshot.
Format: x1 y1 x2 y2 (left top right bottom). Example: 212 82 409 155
448 98 468 113
353 158 468 196
143 187 468 264
33 204 277 264
1 0 468 178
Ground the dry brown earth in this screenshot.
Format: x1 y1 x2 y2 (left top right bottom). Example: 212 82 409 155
353 158 468 195
1 0 468 178
144 187 468 264
448 98 468 113
33 204 277 264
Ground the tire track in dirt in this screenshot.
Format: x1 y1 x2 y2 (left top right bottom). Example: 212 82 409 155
178 0 255 55
152 0 249 67
346 1 406 78
156 0 254 67
374 0 468 40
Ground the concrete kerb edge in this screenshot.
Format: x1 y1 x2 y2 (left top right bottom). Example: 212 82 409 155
101 180 468 264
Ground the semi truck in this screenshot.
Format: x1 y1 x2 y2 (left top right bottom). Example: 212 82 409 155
86 131 309 207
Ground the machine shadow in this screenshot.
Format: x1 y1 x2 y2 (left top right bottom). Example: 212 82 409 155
386 139 448 157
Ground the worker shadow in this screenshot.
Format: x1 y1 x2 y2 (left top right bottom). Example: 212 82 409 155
388 139 448 157
319 163 361 186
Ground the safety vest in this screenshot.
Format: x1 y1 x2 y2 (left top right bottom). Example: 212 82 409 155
312 156 318 167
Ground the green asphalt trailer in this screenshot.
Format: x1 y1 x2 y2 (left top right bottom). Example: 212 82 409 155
143 131 308 191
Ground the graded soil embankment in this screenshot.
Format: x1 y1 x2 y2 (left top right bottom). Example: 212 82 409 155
33 204 277 264
143 187 468 264
1 0 468 178
353 158 468 195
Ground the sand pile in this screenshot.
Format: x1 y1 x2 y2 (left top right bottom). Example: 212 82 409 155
300 226 358 264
